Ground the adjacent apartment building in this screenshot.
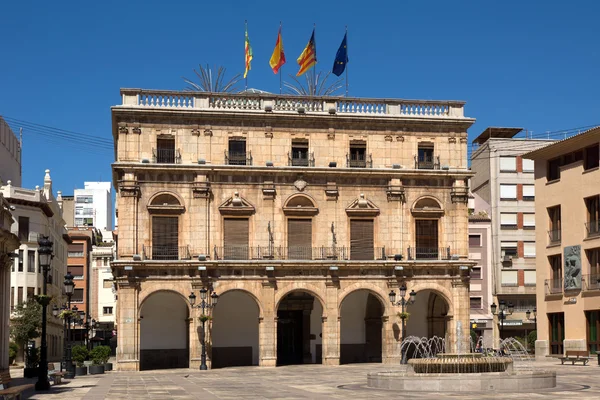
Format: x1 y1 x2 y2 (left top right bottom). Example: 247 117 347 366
111 88 475 371
471 127 554 341
0 117 21 187
74 182 112 233
525 127 600 358
1 170 70 361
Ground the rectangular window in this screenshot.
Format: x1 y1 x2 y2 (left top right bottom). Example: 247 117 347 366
27 287 34 299
103 279 113 289
548 158 561 181
10 287 14 310
585 195 600 237
501 270 518 286
588 248 600 282
524 242 536 257
350 219 374 260
69 266 84 278
548 206 561 244
584 144 600 171
152 216 179 260
72 288 84 302
470 297 482 309
18 216 29 241
522 158 535 172
68 243 84 257
290 140 310 167
76 195 93 204
468 234 481 247
156 137 176 164
17 286 23 305
549 255 562 293
223 218 249 260
103 307 113 315
549 312 565 355
287 219 312 260
499 156 517 172
524 270 536 286
501 241 518 257
471 267 482 280
500 213 517 229
27 250 35 273
18 249 23 272
499 184 517 200
523 185 535 201
523 213 536 229
587 310 600 353
228 139 247 165
349 141 367 168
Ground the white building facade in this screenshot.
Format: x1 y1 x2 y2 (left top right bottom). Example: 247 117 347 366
74 182 112 233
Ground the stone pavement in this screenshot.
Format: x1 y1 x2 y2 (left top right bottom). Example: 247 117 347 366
12 359 600 400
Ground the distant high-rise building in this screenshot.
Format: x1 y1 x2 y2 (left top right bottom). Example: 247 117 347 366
73 182 112 232
0 117 22 187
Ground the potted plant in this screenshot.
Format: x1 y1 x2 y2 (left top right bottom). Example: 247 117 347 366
96 345 113 371
397 311 410 320
89 346 110 374
72 345 89 376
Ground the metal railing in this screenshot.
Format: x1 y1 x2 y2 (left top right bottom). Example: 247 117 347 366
586 220 600 238
545 278 563 295
211 246 392 261
225 151 252 166
152 148 181 164
414 155 440 170
407 246 452 260
346 153 372 168
288 152 315 167
584 273 600 291
548 229 561 244
142 245 191 260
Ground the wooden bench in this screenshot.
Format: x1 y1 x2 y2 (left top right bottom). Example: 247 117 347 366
559 350 592 365
0 370 34 400
48 363 65 385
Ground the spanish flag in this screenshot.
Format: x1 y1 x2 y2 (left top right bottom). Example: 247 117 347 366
269 25 286 74
296 29 317 76
244 24 253 79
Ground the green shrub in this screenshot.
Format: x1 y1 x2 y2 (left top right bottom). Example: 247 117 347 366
72 345 89 367
90 346 111 365
8 342 18 364
528 330 537 353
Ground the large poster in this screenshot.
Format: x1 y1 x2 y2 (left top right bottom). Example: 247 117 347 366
564 245 582 290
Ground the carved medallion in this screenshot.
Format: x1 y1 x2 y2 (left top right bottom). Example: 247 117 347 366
294 179 307 191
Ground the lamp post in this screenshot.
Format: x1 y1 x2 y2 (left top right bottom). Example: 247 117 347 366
35 235 53 391
188 288 219 370
63 272 75 379
491 300 514 349
526 307 537 324
389 283 417 364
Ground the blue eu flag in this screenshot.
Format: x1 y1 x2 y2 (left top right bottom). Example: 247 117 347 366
332 33 348 76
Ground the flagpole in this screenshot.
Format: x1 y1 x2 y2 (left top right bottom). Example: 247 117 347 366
313 23 317 97
279 22 283 95
345 26 349 97
245 20 248 91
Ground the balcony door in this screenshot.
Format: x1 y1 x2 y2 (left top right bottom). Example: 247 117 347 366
350 219 374 260
288 219 312 260
152 216 178 260
156 137 175 163
549 312 564 355
415 219 438 259
224 218 249 260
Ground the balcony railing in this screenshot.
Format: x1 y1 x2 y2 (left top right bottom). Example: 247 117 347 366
407 246 452 260
212 246 391 261
152 148 181 164
414 155 440 170
584 273 600 291
586 220 600 238
288 152 315 167
142 245 191 260
548 229 561 245
545 278 563 295
346 153 373 168
225 151 252 166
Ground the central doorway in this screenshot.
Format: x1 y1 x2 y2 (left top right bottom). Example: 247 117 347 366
277 291 322 365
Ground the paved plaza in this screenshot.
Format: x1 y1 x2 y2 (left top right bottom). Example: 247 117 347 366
11 359 600 400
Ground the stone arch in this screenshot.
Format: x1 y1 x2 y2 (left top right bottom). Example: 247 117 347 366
211 283 264 318
274 283 327 312
412 195 443 211
148 191 184 207
284 193 317 208
139 286 193 316
408 282 454 317
337 282 391 316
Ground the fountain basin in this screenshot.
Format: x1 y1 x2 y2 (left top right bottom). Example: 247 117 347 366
367 370 557 392
408 356 512 374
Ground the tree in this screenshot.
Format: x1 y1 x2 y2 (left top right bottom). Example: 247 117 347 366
182 64 242 93
10 298 42 357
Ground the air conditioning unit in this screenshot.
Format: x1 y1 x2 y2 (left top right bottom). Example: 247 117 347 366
503 255 513 263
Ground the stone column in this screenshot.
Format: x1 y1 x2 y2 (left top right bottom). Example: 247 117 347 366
451 280 470 353
322 284 339 365
259 283 276 367
116 280 140 371
188 315 201 370
381 315 401 364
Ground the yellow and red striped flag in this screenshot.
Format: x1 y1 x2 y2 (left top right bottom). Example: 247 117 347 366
269 25 286 74
244 24 253 79
296 29 317 76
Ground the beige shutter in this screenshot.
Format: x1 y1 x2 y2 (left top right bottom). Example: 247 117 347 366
224 218 249 259
350 220 374 260
152 216 179 260
288 219 312 259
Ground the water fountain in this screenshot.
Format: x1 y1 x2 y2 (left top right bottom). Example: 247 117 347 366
367 334 556 392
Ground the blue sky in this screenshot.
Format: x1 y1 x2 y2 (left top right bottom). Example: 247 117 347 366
1 0 599 193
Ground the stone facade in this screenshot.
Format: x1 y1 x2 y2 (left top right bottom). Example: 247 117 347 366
111 89 476 371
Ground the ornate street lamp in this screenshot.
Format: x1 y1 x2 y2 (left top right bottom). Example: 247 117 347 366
189 288 218 370
63 272 75 379
35 235 53 391
491 300 514 351
526 307 537 323
389 283 417 364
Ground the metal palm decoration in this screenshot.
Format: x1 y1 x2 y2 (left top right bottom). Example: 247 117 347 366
284 71 343 97
183 64 242 93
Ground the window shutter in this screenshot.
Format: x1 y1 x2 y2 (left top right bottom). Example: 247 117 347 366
68 244 84 253
500 184 517 199
523 185 535 198
223 218 249 260
524 270 536 285
152 216 179 260
350 219 374 260
287 219 312 259
524 242 536 257
522 158 534 172
69 266 84 277
500 157 516 171
523 213 535 227
501 270 518 286
500 213 517 225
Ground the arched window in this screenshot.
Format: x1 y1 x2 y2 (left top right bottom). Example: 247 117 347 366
411 197 444 260
284 195 318 260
